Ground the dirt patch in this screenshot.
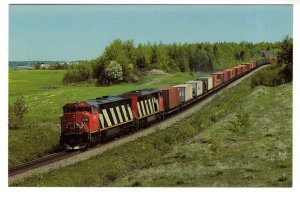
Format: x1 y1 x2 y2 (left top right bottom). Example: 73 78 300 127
148 69 167 75
145 78 162 85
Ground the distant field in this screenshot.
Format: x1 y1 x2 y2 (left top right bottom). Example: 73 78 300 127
9 70 203 166
11 67 292 187
9 70 66 96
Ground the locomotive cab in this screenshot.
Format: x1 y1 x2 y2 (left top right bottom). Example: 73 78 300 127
60 102 100 150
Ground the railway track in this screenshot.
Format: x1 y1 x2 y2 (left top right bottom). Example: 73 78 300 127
9 63 269 180
8 151 79 176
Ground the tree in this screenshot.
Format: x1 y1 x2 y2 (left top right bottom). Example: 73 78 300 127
278 36 293 81
150 43 171 70
103 61 123 84
123 40 137 64
136 44 152 69
34 61 42 70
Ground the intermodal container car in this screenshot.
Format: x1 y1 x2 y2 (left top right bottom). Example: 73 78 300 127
160 87 180 110
198 76 213 91
173 84 193 102
185 80 203 97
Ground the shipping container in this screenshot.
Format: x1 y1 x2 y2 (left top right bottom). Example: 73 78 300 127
210 75 218 87
232 66 239 76
185 80 203 97
240 64 247 73
243 63 252 71
172 84 193 102
233 65 244 75
222 69 232 81
248 62 253 69
198 76 213 91
160 87 180 110
229 67 236 78
211 71 225 86
251 61 257 68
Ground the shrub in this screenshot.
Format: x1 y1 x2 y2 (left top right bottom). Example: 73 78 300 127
227 107 250 133
9 96 29 129
63 62 93 83
250 63 286 88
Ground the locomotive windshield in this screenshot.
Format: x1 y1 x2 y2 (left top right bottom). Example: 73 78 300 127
63 106 76 113
63 106 92 114
76 107 92 113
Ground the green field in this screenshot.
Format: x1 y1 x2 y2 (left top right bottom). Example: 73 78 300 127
9 70 201 166
11 67 292 187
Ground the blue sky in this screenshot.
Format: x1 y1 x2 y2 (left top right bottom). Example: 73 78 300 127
9 4 293 61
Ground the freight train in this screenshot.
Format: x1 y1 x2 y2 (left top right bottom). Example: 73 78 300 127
60 58 272 150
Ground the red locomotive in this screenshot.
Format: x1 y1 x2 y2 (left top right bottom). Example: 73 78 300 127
60 58 272 150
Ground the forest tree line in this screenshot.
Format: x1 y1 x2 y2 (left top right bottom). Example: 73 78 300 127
63 39 281 85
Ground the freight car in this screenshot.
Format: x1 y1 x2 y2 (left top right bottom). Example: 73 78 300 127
60 58 272 150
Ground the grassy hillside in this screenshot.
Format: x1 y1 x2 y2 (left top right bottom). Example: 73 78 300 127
12 67 292 187
9 70 201 167
113 84 292 187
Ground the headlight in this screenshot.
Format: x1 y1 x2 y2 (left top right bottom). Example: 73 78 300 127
83 117 89 122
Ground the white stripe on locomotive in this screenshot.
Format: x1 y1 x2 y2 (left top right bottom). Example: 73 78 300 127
127 105 134 119
121 105 129 121
145 100 150 114
148 99 153 113
116 106 124 123
137 102 142 116
110 108 118 125
151 98 155 112
99 114 104 128
102 109 112 126
141 101 146 116
152 98 156 112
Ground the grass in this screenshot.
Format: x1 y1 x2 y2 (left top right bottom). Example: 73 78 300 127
9 70 198 166
11 66 292 187
112 84 292 187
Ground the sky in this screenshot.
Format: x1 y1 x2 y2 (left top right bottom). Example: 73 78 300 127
9 4 293 61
